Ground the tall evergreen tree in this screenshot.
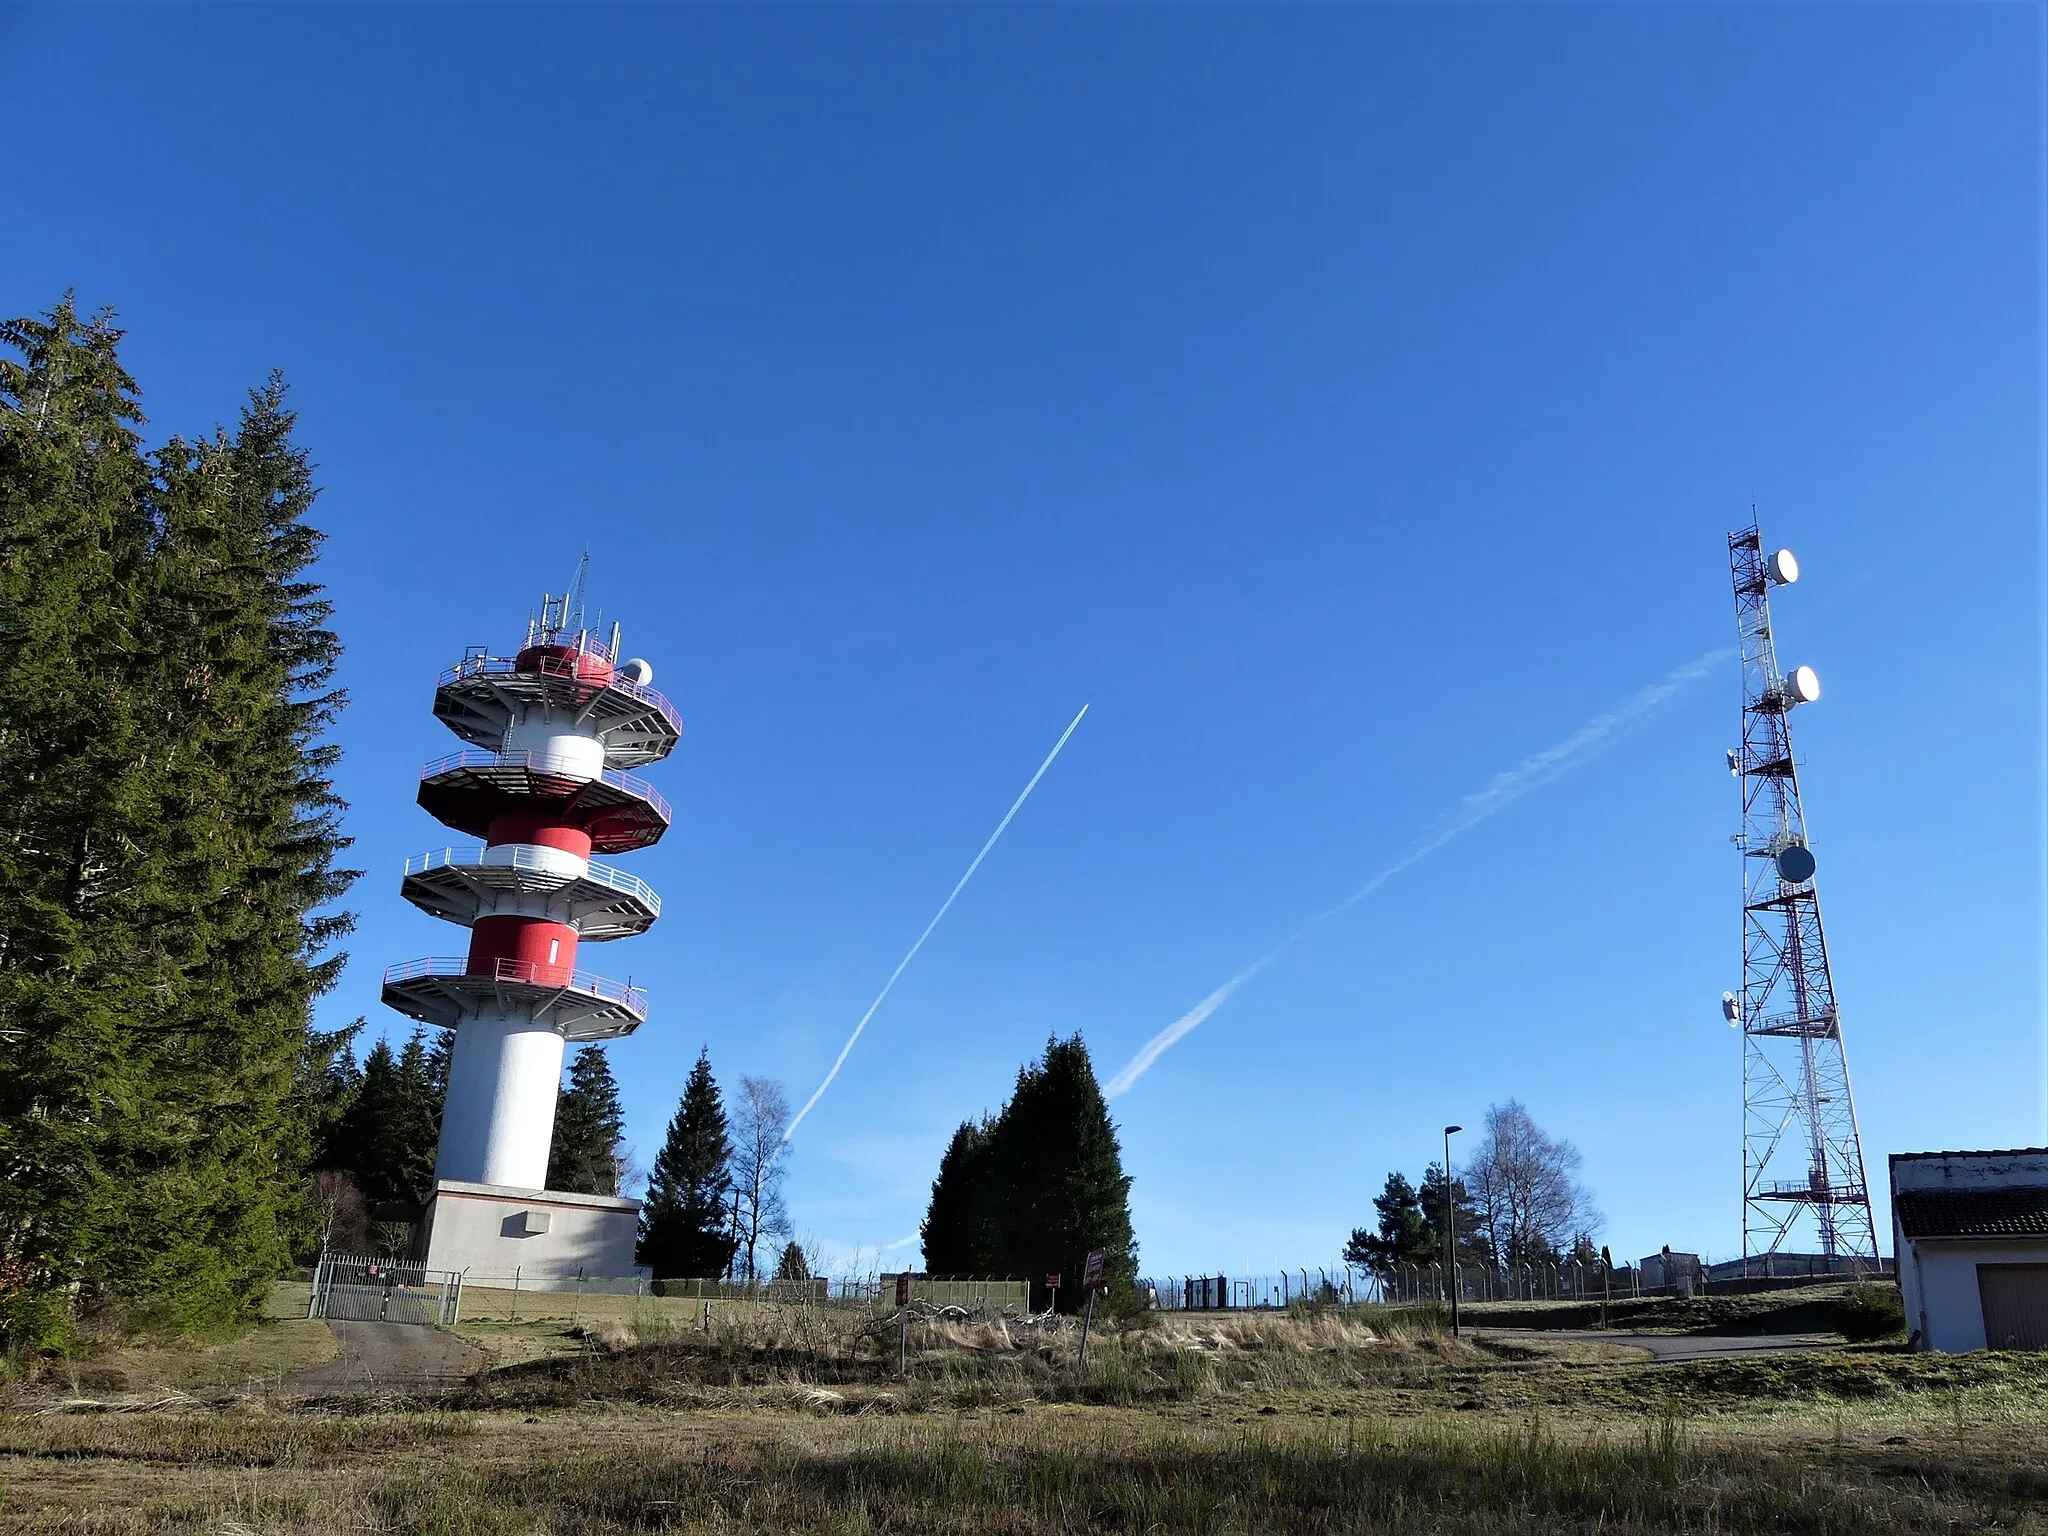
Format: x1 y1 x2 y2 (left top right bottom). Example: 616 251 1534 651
637 1049 738 1279
919 1116 997 1274
0 299 155 1348
773 1241 810 1283
920 1036 1137 1312
0 302 356 1347
1417 1161 1487 1269
1344 1172 1429 1279
328 1035 440 1207
548 1046 625 1195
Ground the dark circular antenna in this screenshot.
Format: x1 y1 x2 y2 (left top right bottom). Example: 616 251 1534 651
1775 844 1816 883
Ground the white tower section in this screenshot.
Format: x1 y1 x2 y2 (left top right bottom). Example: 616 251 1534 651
381 597 678 1274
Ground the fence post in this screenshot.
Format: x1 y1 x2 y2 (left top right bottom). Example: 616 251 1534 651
510 1266 521 1324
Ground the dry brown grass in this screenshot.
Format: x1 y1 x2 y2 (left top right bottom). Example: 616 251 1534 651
7 1302 2045 1533
2 1402 2044 1533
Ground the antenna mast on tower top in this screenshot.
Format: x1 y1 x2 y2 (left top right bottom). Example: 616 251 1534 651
1726 521 1877 1270
564 548 589 636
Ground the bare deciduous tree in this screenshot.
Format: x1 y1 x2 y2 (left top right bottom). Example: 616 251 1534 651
730 1076 792 1282
310 1170 370 1256
1461 1100 1599 1269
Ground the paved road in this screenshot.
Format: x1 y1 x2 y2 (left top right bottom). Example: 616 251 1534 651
283 1320 487 1395
1476 1327 1845 1362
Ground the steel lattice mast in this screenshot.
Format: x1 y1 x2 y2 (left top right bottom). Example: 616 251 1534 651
1726 522 1876 1267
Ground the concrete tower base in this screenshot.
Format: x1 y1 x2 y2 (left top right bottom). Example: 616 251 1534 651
420 1180 646 1280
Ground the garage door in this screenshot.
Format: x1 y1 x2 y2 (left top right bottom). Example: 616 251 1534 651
1977 1264 2048 1350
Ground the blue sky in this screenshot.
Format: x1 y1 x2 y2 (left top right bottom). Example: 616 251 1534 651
6 3 2041 1276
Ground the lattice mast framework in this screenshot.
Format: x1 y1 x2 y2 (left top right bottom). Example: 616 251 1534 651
1727 523 1876 1265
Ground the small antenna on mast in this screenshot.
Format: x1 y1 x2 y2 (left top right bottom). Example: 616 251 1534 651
565 550 590 640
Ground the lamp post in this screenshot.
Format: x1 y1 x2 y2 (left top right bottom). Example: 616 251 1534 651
1443 1124 1464 1338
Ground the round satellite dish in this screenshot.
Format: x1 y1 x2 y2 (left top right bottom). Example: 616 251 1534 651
1720 990 1740 1025
1785 664 1821 705
620 658 654 687
1768 548 1800 585
1775 844 1817 883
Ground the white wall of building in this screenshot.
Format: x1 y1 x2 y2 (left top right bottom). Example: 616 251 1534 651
422 1180 644 1279
1899 1240 2047 1353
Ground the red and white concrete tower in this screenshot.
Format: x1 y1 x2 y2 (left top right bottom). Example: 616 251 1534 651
383 592 677 1270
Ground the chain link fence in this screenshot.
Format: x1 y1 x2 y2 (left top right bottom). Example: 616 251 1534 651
1139 1255 1894 1311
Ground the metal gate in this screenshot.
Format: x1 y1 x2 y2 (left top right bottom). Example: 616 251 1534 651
1978 1264 2048 1350
310 1254 462 1326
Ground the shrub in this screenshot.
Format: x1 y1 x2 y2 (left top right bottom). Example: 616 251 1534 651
1838 1284 1904 1342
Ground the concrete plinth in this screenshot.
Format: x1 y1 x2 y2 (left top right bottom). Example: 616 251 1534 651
421 1179 645 1279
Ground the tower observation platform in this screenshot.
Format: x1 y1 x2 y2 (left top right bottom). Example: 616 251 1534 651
389 591 678 1278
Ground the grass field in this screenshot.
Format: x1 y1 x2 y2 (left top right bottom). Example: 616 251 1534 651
3 1283 2044 1533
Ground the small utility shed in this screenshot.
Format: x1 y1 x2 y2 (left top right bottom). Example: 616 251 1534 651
1891 1148 2048 1351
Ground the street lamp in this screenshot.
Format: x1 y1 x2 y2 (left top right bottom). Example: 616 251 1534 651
1443 1125 1464 1338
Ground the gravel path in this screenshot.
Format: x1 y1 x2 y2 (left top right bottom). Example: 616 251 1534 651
282 1321 487 1395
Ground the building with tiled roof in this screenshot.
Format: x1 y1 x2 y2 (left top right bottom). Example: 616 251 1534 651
1890 1148 2048 1352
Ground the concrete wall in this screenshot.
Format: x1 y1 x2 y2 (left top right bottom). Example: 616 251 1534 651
422 1179 644 1279
1898 1240 2048 1352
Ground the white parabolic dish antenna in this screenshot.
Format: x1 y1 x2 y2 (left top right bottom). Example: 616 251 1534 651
1768 548 1800 585
1785 664 1821 705
620 658 655 687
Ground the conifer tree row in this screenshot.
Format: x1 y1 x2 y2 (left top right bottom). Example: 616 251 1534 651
920 1035 1137 1312
0 299 356 1350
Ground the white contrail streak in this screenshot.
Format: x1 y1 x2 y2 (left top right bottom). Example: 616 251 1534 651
1104 650 1730 1099
782 705 1091 1146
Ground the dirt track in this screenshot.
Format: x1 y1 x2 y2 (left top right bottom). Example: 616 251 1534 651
283 1321 487 1394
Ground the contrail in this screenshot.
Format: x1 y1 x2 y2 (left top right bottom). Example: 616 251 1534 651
783 705 1091 1145
1104 650 1729 1098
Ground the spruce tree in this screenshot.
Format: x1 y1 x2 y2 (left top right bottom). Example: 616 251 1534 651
329 1035 440 1206
919 1117 997 1274
637 1049 738 1279
0 303 355 1347
548 1046 625 1195
922 1036 1137 1312
0 300 155 1349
